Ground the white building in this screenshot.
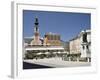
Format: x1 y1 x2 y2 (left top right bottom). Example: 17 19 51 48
80 30 91 61
69 29 91 62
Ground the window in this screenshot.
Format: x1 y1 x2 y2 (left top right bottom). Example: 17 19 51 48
83 46 84 49
86 45 88 49
83 33 87 42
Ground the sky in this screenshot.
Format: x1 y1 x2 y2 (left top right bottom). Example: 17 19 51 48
23 10 91 41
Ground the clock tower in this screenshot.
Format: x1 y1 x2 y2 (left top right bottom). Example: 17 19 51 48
31 17 41 45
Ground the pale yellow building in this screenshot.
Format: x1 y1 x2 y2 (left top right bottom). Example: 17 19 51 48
43 32 61 46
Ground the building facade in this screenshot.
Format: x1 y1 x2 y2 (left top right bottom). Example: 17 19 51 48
80 30 91 61
69 29 91 62
69 36 81 55
43 33 61 46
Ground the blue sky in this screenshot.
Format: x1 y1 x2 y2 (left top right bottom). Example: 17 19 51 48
23 10 91 41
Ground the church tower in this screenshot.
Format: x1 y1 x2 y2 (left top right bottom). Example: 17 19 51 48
34 17 39 36
31 17 41 45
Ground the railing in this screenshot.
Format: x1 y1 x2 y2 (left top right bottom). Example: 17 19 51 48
25 45 63 48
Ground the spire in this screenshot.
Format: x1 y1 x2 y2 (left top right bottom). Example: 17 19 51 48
34 16 39 33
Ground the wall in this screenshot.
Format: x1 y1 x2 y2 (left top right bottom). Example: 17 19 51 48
69 37 81 54
0 0 99 80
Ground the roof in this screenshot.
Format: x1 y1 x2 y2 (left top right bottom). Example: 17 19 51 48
69 29 91 41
